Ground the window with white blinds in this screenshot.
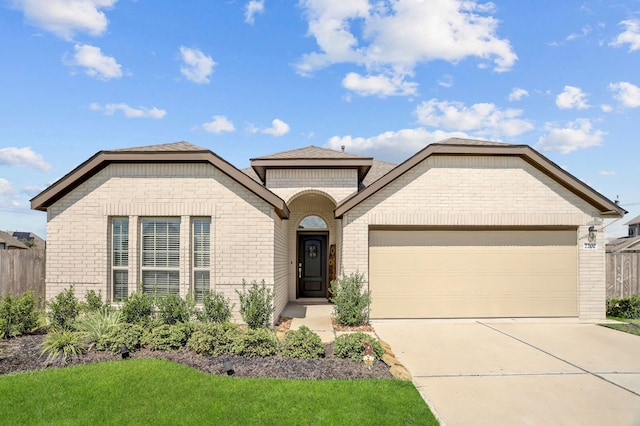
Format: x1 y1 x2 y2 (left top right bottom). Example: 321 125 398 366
193 218 211 302
141 218 180 295
112 218 129 301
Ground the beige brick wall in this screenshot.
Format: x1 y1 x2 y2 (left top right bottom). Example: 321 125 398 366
266 169 358 204
273 211 289 321
341 155 608 319
46 163 277 320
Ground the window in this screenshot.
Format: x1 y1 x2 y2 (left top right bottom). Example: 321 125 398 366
141 218 180 295
298 215 327 229
111 218 129 301
193 218 211 302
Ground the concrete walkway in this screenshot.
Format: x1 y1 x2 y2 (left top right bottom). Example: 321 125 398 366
373 320 640 426
280 300 336 343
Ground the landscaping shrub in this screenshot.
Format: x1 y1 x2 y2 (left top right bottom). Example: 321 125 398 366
333 332 384 361
47 286 81 330
41 330 86 360
157 293 194 325
236 280 274 329
0 291 40 339
280 326 325 359
187 322 239 356
330 272 371 326
230 328 279 357
97 323 145 354
197 291 233 323
121 292 154 325
74 308 122 349
145 323 194 351
82 290 109 313
607 295 640 319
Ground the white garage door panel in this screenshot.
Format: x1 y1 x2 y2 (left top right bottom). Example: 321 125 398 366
369 230 577 318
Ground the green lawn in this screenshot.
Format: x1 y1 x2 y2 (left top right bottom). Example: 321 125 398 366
0 358 438 425
602 317 640 336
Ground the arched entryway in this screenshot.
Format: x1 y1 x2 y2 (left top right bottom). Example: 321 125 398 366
287 192 338 300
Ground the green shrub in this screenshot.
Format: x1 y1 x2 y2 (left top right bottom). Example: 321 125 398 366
82 290 109 313
121 292 154 325
47 286 81 330
74 308 122 349
0 291 41 339
230 328 279 357
145 323 194 351
236 280 274 329
280 326 325 359
157 293 194 325
333 332 384 361
198 291 233 323
607 295 640 319
96 323 145 354
330 272 371 326
187 322 239 356
41 330 86 361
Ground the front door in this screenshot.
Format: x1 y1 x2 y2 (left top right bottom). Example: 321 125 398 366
298 234 327 298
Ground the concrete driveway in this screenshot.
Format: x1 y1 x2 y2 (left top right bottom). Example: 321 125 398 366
373 320 640 426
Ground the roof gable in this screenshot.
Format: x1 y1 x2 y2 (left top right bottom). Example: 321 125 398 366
0 231 28 249
31 142 289 219
335 138 626 218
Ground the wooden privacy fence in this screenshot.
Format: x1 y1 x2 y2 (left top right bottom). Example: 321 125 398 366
606 252 640 298
0 249 46 304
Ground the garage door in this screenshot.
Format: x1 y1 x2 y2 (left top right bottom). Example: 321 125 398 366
369 229 577 318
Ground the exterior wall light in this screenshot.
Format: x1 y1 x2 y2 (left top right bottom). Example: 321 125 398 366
588 226 597 243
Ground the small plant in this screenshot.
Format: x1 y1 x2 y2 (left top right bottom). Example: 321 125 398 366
96 323 145 354
121 292 154 325
47 286 81 330
145 323 194 351
0 291 41 339
230 328 279 357
198 291 234 323
607 295 640 319
74 308 122 349
41 329 86 361
334 332 384 361
82 290 108 313
330 272 371 326
236 280 274 329
280 326 325 359
157 293 194 325
187 322 239 356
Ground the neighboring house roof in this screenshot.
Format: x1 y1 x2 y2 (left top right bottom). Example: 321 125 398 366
334 138 627 218
625 214 640 226
30 142 290 219
11 231 45 249
249 145 375 183
606 236 640 253
0 231 28 249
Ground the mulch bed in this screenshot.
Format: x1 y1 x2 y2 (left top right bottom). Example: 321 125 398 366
0 331 392 380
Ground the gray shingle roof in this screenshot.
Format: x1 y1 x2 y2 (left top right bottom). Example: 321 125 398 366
111 141 206 152
251 145 370 160
436 137 513 146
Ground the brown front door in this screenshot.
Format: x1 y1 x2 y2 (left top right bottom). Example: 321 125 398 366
298 234 327 298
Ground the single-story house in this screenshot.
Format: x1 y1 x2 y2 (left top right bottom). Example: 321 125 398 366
31 138 626 321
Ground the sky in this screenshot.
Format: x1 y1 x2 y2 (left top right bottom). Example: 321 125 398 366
1 0 640 240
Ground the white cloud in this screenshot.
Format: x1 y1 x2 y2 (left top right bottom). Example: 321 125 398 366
179 46 216 84
610 19 640 51
262 119 290 137
90 103 166 119
609 81 640 108
0 178 15 196
438 74 454 88
202 115 235 134
12 0 118 40
601 104 613 113
0 147 52 171
297 0 516 96
68 44 122 80
245 0 265 25
508 87 528 101
342 72 417 97
415 99 533 137
556 85 589 110
536 119 604 154
326 128 469 156
599 170 616 176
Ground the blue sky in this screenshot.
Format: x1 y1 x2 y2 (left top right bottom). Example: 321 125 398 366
1 0 640 239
